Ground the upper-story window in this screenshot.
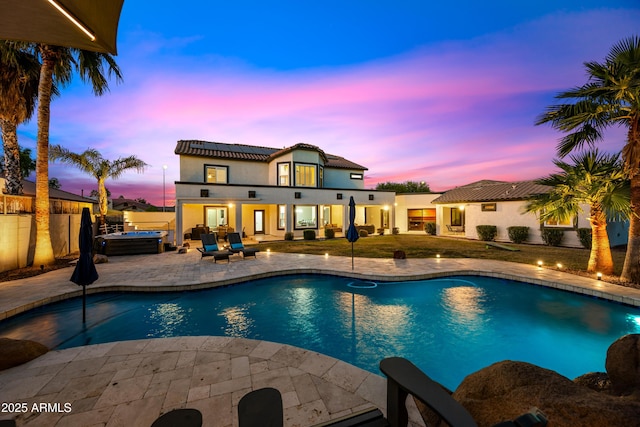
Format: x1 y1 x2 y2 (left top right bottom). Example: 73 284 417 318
544 217 573 227
278 163 290 186
295 163 316 187
205 165 228 183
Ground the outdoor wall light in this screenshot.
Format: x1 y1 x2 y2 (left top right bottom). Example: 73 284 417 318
597 272 603 280
383 205 389 211
228 203 234 208
336 193 343 200
369 194 374 200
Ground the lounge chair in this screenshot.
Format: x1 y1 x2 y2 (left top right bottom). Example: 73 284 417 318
227 232 259 258
196 233 231 263
379 357 547 427
238 387 283 427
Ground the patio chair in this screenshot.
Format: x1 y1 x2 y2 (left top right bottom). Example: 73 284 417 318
380 357 547 427
227 232 260 258
238 387 283 427
196 233 231 263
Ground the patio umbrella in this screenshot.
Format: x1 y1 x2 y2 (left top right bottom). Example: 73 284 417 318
0 0 124 54
71 207 99 323
346 196 359 270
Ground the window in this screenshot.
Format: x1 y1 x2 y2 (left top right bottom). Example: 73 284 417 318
278 163 290 186
407 208 436 231
319 166 324 188
451 208 463 226
350 173 363 180
294 205 317 229
205 165 228 183
278 205 286 230
322 205 331 226
481 203 496 212
544 217 573 227
295 164 316 187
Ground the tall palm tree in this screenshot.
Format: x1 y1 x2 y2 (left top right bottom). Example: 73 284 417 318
33 45 122 266
536 35 640 282
0 41 39 195
49 145 147 223
525 151 630 274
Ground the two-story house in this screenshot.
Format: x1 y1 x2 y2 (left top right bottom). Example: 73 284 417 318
174 140 396 244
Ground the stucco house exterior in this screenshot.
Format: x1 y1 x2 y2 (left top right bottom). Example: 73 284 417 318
430 179 628 247
174 140 396 244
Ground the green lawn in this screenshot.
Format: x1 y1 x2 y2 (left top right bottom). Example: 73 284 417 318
258 234 628 278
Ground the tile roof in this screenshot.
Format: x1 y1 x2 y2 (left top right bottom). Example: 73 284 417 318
174 140 367 170
431 180 551 204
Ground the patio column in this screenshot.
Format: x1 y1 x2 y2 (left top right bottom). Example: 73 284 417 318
176 199 183 246
286 204 293 233
234 203 243 236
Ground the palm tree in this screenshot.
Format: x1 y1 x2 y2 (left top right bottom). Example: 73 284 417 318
525 151 630 274
33 45 122 266
536 35 640 282
49 145 147 224
0 41 39 195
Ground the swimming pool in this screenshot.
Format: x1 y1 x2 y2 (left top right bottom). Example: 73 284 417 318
1 274 639 389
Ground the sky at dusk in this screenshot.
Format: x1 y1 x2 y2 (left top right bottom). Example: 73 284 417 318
13 1 640 206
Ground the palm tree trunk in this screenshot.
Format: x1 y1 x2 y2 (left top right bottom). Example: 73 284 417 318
588 205 613 274
98 178 108 227
32 45 57 267
622 174 640 282
0 119 23 195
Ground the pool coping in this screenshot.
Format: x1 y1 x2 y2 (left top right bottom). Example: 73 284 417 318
1 251 639 323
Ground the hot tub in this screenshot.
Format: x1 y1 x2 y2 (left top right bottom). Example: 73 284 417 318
95 231 168 256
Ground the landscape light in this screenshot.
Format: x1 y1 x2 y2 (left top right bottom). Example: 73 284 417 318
324 253 329 257
597 272 602 280
537 260 543 268
436 254 440 258
556 263 563 269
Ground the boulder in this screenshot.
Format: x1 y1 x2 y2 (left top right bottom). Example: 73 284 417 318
0 338 48 371
93 254 108 264
573 372 611 393
452 360 640 427
606 334 640 394
178 247 188 254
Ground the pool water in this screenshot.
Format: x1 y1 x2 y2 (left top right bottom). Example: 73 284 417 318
1 274 639 389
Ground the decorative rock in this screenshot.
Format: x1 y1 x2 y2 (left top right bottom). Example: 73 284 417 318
393 250 406 259
0 338 48 371
605 334 640 394
93 254 109 264
574 372 611 393
453 360 640 427
178 247 188 254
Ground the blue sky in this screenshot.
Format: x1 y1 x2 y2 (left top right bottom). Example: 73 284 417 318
14 1 640 205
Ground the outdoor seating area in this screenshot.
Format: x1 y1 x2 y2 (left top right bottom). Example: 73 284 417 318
196 233 232 263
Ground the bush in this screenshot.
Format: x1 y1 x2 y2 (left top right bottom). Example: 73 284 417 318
541 228 564 246
577 228 592 249
359 229 369 237
424 222 436 235
507 226 529 244
476 225 497 241
284 231 294 241
392 227 400 235
303 230 316 240
324 228 335 239
377 228 385 235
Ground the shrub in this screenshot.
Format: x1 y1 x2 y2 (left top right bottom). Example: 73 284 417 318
359 229 369 237
476 225 497 241
424 222 436 235
377 228 385 235
284 231 294 241
507 226 529 244
324 228 335 239
577 228 592 249
392 227 400 235
303 230 316 240
541 228 564 246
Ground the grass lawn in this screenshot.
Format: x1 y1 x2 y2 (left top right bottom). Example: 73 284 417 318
258 234 628 280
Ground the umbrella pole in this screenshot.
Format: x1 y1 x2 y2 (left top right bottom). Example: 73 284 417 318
351 242 354 270
82 284 86 323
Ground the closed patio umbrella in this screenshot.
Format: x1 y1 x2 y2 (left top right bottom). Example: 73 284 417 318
0 0 124 54
71 207 99 323
346 196 359 270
